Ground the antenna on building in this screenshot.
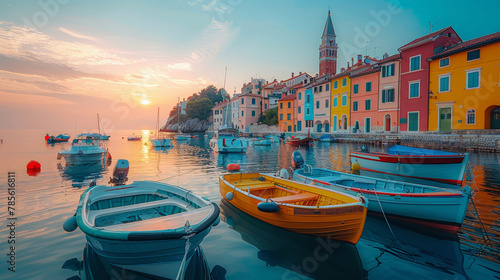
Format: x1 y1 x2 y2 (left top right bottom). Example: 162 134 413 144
428 20 441 33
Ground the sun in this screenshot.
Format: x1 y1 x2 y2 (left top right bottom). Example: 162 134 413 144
140 100 151 105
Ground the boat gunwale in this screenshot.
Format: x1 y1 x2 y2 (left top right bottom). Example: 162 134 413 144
350 151 467 159
219 173 367 209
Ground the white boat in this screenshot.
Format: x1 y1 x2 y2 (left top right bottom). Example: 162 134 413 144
209 127 247 153
127 134 142 141
58 137 106 165
291 151 472 232
150 108 172 147
78 114 111 140
68 180 220 272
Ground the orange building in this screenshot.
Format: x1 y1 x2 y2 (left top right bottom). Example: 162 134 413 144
278 94 297 132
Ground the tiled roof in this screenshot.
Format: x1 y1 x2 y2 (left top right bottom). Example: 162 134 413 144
279 93 297 101
212 100 228 110
429 31 500 60
322 10 335 37
238 93 263 98
281 72 310 83
350 67 380 79
398 26 458 51
263 80 278 89
377 53 401 64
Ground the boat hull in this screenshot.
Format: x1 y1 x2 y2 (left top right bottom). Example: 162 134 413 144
219 173 367 244
210 138 247 153
293 169 471 232
286 137 313 147
350 151 468 185
59 152 104 165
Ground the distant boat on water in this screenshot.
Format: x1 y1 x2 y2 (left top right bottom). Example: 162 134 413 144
78 114 110 140
127 134 142 141
45 133 70 143
150 108 172 147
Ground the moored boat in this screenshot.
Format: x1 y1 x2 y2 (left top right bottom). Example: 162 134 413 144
210 127 248 153
46 133 70 143
350 145 469 185
57 137 106 165
150 108 173 147
319 134 335 142
292 151 472 232
286 132 314 147
127 134 142 141
67 180 220 270
252 138 272 146
219 172 368 244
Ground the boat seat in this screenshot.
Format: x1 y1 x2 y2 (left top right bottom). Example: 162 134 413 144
271 193 318 204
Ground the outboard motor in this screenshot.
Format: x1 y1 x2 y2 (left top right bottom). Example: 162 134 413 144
361 145 370 153
109 159 129 186
292 151 305 169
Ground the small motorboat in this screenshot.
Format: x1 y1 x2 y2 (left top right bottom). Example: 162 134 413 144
46 133 70 143
65 179 220 271
286 135 314 147
175 133 190 140
127 134 142 141
252 138 272 146
319 134 335 142
292 151 472 232
350 145 469 185
219 172 368 244
210 127 247 153
57 137 106 165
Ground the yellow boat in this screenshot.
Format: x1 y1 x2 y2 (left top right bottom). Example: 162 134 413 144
219 172 368 244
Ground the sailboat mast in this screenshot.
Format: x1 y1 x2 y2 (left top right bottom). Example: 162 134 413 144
156 107 159 138
177 97 180 134
97 113 101 134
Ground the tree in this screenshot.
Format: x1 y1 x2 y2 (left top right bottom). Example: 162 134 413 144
186 98 214 120
261 107 278 126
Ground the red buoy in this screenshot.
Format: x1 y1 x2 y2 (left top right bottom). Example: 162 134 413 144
27 160 41 176
227 164 240 171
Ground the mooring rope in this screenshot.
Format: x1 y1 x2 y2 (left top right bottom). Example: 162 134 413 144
373 189 403 249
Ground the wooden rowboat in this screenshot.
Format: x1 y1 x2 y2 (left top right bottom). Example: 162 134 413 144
219 172 368 244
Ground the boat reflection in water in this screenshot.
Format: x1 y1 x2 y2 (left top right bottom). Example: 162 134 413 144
62 244 227 280
361 213 468 279
216 153 247 169
219 199 365 280
153 146 174 153
58 162 106 187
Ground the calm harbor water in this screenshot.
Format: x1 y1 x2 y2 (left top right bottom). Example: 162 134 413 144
0 129 499 280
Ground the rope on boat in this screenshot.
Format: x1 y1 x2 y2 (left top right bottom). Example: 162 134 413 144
469 196 491 244
176 222 195 280
373 189 403 249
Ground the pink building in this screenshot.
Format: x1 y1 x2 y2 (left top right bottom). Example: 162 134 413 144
398 27 461 132
377 53 401 132
350 68 381 133
232 93 262 131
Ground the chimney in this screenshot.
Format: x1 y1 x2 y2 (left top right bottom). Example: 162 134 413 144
347 62 350 68
341 67 345 73
383 52 389 59
315 73 319 78
357 54 362 63
299 71 302 75
351 57 354 65
291 72 294 77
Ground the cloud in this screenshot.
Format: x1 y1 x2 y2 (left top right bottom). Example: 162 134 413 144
166 62 192 71
0 54 122 81
6 78 70 92
58 27 101 42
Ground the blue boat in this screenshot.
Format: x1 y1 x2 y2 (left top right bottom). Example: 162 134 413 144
319 134 335 142
291 151 472 232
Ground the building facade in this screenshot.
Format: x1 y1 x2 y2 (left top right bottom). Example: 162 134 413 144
350 68 381 133
232 93 262 131
211 100 229 131
330 72 350 132
377 53 401 132
278 94 297 132
312 75 332 132
427 32 500 131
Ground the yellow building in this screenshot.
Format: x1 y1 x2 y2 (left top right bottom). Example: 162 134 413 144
330 72 351 132
428 32 500 131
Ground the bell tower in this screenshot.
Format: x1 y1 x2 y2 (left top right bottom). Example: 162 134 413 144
319 10 337 77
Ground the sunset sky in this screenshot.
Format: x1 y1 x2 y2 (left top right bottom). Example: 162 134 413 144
1 0 499 130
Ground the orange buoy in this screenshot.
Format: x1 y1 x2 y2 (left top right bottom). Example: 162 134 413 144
27 160 41 176
227 164 240 171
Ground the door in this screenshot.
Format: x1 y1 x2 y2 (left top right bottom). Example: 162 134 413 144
385 115 391 131
365 118 371 133
408 112 419 131
491 107 500 129
439 107 452 131
333 116 337 131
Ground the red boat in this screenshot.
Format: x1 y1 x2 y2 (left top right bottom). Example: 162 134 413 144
286 134 314 147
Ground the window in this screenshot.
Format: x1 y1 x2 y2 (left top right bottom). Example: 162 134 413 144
306 94 310 102
325 99 329 108
342 78 347 87
251 111 255 117
353 101 358 111
334 81 338 89
280 114 283 120
252 98 255 105
241 98 244 104
326 84 329 91
382 64 395 77
319 85 323 92
298 107 301 113
409 82 420 98
439 74 451 92
333 97 338 107
287 114 291 120
288 102 291 108
353 84 359 94
366 82 372 92
408 112 419 131
467 109 476 124
410 55 421 71
241 111 244 117
342 95 347 106
467 49 480 61
306 108 310 115
314 87 318 93
264 104 267 110
365 99 371 110
382 89 395 103
440 58 450 67
316 101 320 109
280 103 283 109
466 69 480 89
298 92 301 100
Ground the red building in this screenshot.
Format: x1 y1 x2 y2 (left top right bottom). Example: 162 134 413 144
398 27 461 131
319 10 337 77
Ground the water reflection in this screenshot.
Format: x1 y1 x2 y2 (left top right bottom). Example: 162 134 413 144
58 162 107 187
216 153 247 169
62 244 226 280
219 199 365 280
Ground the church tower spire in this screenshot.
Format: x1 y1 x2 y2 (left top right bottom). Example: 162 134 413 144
319 10 338 77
